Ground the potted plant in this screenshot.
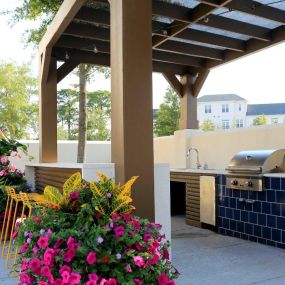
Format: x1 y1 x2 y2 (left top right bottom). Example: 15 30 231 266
15 173 179 285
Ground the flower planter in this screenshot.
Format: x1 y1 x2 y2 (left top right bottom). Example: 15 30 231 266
15 173 179 285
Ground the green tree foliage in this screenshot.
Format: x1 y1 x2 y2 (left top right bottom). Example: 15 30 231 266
56 89 111 141
253 114 267 126
0 62 37 139
57 89 79 140
87 91 111 141
200 119 215 132
154 88 180 137
9 0 109 162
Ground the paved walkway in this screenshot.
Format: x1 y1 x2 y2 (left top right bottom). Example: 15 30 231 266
2 217 285 285
172 216 285 285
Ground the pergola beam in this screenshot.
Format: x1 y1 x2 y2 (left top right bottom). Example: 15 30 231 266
57 60 79 83
56 35 206 68
201 0 285 25
157 40 224 60
162 72 184 98
66 21 245 52
152 0 231 48
199 14 271 42
52 48 198 76
193 70 210 97
151 0 271 41
207 25 285 68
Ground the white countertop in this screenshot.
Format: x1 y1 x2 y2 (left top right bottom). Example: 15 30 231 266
170 168 227 175
171 168 285 178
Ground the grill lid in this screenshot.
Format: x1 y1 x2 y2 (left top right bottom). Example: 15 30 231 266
226 149 285 174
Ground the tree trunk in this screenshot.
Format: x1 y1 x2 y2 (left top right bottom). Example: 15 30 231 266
77 64 88 163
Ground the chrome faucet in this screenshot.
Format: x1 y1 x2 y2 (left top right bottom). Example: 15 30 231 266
186 148 202 169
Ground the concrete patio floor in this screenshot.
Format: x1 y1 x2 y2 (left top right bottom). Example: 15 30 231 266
172 216 285 285
1 216 285 285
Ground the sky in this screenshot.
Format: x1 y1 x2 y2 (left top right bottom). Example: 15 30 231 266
1 0 285 108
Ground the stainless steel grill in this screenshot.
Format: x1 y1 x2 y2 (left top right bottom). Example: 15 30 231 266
226 149 285 191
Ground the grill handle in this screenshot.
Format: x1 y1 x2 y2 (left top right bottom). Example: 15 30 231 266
225 167 262 173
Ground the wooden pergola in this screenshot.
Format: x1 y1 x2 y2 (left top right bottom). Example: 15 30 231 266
39 0 285 220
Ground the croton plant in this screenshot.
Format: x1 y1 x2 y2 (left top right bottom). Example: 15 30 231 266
15 173 179 285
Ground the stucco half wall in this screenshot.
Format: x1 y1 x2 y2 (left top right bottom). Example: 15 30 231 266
14 124 285 172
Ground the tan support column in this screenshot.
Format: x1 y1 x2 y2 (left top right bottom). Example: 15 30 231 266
179 74 199 129
110 0 154 220
39 56 57 162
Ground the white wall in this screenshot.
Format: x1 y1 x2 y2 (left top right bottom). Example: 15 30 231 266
13 124 285 172
154 124 285 170
13 140 111 170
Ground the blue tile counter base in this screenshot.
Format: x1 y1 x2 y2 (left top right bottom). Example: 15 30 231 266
217 176 285 249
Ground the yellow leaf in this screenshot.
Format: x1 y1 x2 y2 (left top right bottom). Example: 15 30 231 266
44 186 63 206
90 181 104 197
63 172 82 199
117 176 138 199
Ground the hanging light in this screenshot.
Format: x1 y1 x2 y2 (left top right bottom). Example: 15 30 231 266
93 45 99 54
162 29 168 36
203 17 209 23
65 51 69 60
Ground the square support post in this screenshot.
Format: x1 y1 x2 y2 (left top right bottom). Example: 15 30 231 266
39 56 58 162
109 0 155 220
179 74 199 129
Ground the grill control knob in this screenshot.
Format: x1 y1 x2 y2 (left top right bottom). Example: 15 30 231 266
245 181 253 187
231 179 238 186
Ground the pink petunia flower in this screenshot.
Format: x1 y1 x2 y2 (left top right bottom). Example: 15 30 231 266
19 273 32 285
86 251 97 265
29 258 41 271
0 170 8 177
20 242 29 254
63 248 76 262
158 274 170 285
34 216 41 223
21 259 29 271
38 282 49 285
134 278 143 285
54 279 64 285
68 272 81 285
133 256 145 267
41 266 51 277
88 273 99 281
9 164 16 172
10 151 18 157
61 271 70 284
99 278 117 285
59 265 72 275
114 226 125 239
37 236 49 249
0 156 8 164
0 130 4 137
69 191 79 199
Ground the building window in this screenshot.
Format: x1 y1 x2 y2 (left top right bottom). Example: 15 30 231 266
222 104 229 113
238 104 242 111
271 118 278 124
236 119 243 128
204 105 212 114
222 120 230 129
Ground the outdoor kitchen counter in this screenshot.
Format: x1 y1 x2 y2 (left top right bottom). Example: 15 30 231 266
170 168 224 227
